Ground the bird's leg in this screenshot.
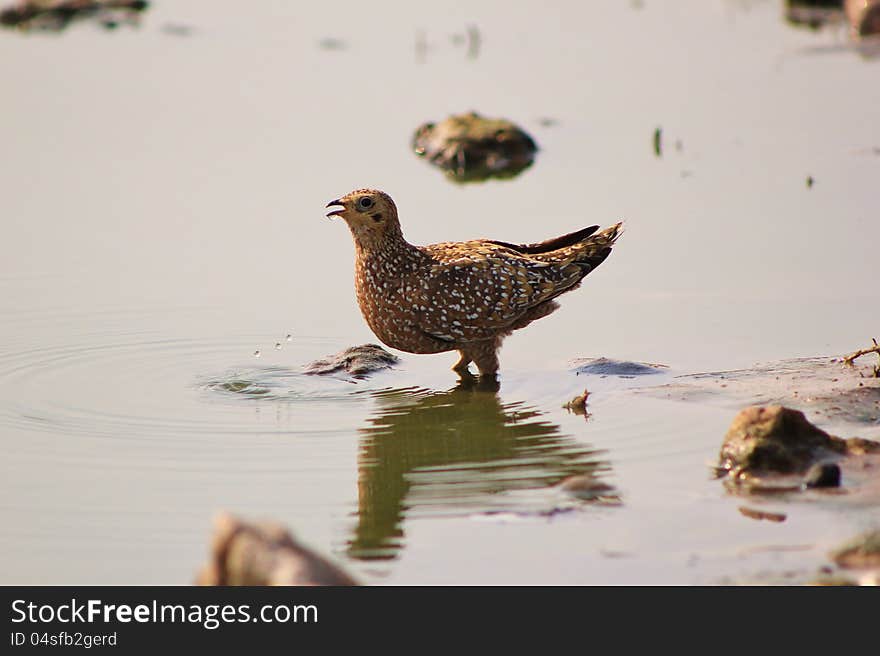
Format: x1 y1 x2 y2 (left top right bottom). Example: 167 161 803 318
471 340 500 378
452 350 473 375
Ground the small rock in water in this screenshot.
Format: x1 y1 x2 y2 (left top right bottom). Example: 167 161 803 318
304 344 399 378
411 111 537 183
804 462 841 488
717 405 880 481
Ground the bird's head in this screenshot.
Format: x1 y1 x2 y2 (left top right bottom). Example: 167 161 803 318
325 188 402 248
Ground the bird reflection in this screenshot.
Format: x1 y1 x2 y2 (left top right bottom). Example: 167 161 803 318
347 376 611 560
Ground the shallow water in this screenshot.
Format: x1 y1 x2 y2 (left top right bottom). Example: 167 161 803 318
1 0 878 584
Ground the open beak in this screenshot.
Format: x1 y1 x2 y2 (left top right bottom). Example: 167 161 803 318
325 199 345 219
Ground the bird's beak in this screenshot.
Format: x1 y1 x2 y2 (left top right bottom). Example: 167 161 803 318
325 199 345 219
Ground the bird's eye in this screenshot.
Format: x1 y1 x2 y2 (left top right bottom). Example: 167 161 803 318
357 196 374 210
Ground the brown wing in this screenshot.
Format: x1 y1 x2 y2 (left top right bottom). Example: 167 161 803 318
484 225 600 255
414 241 582 343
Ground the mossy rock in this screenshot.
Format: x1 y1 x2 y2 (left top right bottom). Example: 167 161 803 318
718 405 880 477
412 112 537 183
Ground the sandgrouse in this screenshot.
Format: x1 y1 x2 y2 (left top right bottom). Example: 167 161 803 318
325 189 622 378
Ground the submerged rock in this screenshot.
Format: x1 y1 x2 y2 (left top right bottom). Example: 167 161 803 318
0 0 149 32
412 112 537 183
196 513 357 586
717 405 880 480
558 473 621 504
572 357 668 377
304 344 399 378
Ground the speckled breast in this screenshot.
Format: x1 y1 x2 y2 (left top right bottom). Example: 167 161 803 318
354 254 454 355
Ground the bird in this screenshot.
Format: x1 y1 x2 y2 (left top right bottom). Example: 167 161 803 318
325 188 622 378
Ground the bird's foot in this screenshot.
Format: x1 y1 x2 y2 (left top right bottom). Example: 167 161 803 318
454 371 500 393
452 354 473 375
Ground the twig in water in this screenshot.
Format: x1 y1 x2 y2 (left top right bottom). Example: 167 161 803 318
843 338 880 377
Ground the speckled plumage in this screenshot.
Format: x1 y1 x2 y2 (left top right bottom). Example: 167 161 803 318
326 188 622 377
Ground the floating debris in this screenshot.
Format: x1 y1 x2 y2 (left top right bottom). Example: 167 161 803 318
653 127 662 157
412 112 537 183
253 350 261 358
463 24 481 59
318 37 347 51
738 506 788 522
274 342 282 350
563 389 591 416
806 175 815 188
196 513 358 586
843 338 880 377
159 22 193 37
416 24 481 63
0 0 149 33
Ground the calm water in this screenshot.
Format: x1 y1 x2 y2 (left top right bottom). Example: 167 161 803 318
1 0 878 584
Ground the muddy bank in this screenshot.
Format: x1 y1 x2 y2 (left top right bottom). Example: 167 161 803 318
593 356 880 508
630 357 880 435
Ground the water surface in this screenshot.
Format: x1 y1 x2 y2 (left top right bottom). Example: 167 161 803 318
1 0 878 584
